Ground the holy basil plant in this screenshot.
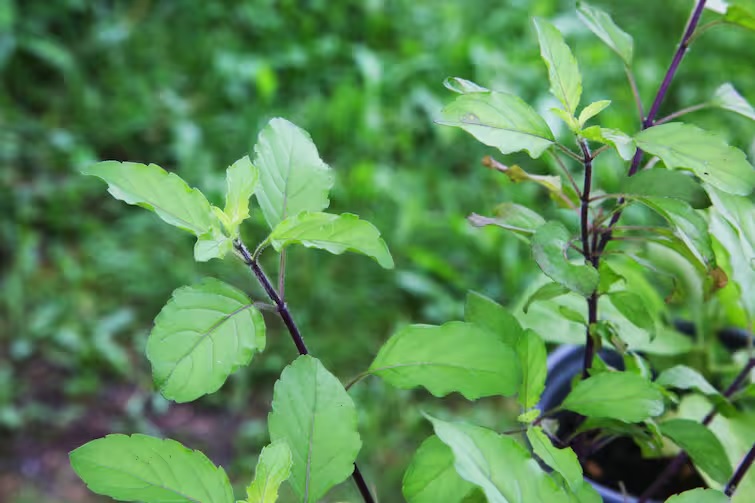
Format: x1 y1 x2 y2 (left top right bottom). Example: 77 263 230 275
71 117 392 503
345 2 752 503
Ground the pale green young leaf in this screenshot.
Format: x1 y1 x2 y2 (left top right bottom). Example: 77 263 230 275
245 441 293 503
464 290 524 346
69 434 233 503
438 91 555 158
606 291 655 334
516 330 547 410
634 196 716 270
531 221 599 297
526 427 582 492
635 122 755 195
444 77 489 94
665 489 729 503
533 18 582 115
577 2 634 65
523 282 570 313
194 226 234 262
147 278 266 403
562 372 664 422
578 100 611 127
468 203 546 242
660 419 733 485
370 321 521 399
518 409 541 423
268 211 393 269
402 435 477 503
426 415 570 503
224 155 259 235
711 82 755 121
268 355 361 503
254 118 334 228
83 161 214 236
724 1 755 31
622 169 711 209
581 126 635 160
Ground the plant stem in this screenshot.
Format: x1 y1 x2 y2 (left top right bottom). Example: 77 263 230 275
233 240 376 503
655 103 709 124
638 357 754 502
596 0 708 258
725 443 755 497
624 66 644 123
578 140 599 377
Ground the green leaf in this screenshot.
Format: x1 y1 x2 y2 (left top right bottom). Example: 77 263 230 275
526 427 582 492
634 196 716 270
711 82 755 121
656 365 720 396
516 330 547 410
147 278 266 403
562 372 664 422
69 434 233 503
659 419 733 485
577 2 634 65
578 100 611 127
665 489 729 503
531 221 599 297
533 18 582 115
622 169 711 209
83 161 214 236
370 321 521 399
224 155 259 235
438 92 555 158
581 126 635 161
597 261 625 294
464 290 524 346
523 282 570 313
268 355 361 503
254 118 334 229
606 291 655 334
635 122 755 196
558 306 587 325
268 211 393 269
426 415 569 503
402 435 477 503
245 441 293 503
518 409 541 423
195 225 234 262
444 77 489 94
724 1 755 31
468 203 546 241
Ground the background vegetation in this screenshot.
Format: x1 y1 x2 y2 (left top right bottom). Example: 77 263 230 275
1 0 753 501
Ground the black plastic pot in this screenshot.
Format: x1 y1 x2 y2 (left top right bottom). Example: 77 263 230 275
540 344 652 503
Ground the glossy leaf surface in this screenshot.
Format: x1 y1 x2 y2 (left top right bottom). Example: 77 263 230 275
562 372 664 422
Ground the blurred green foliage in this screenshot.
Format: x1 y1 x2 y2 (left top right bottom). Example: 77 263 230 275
1 0 753 501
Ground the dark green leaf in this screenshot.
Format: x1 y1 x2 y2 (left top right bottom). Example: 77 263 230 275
577 1 634 65
531 221 599 297
464 290 524 346
597 261 625 294
370 321 521 399
438 92 555 158
533 18 582 115
562 372 664 422
402 435 476 503
70 434 233 503
268 355 361 503
622 169 711 209
635 122 755 196
147 278 266 403
660 419 732 485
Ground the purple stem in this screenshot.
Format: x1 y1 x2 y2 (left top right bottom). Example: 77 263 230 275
579 140 599 377
234 240 376 503
726 443 755 497
596 0 708 256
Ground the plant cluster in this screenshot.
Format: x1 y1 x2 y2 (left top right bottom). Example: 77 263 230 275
69 1 754 503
